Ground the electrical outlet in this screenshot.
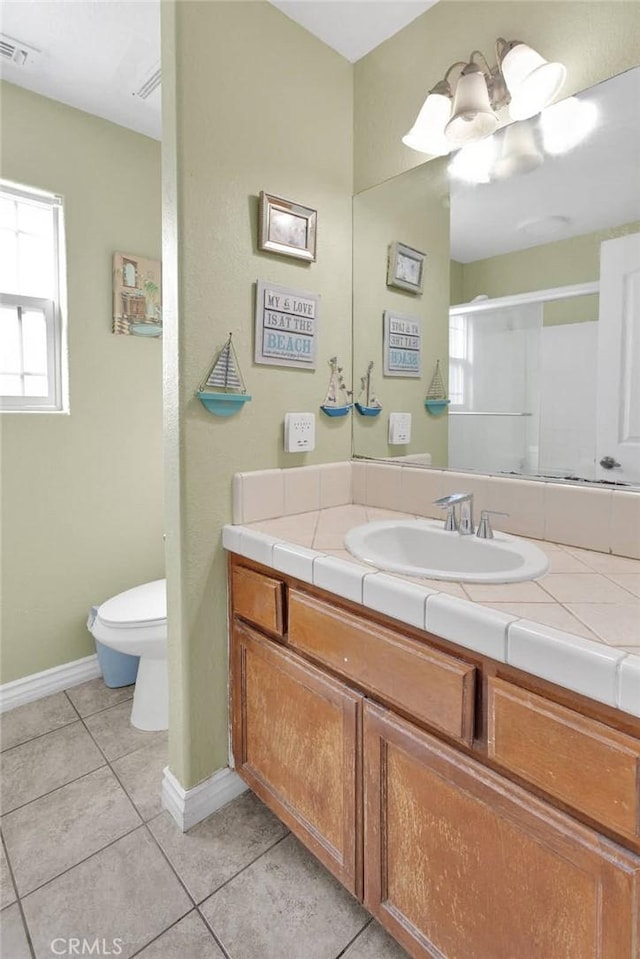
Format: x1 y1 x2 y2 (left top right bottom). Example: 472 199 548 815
388 412 412 445
284 412 316 452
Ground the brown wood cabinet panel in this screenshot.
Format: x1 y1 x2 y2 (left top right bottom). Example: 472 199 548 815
231 565 284 637
487 676 640 842
231 621 362 895
364 700 640 959
288 589 475 745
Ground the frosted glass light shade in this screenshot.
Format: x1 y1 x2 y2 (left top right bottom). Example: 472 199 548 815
493 120 543 179
502 42 566 120
445 69 498 146
402 92 452 156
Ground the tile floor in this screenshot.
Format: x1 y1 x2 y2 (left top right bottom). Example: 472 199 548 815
0 679 407 959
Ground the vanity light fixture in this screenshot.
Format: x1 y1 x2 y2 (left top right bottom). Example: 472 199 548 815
403 38 566 156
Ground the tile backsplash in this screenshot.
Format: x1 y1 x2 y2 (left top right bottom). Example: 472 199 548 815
232 461 640 559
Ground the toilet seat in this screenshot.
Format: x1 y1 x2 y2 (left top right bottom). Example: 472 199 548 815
97 579 166 628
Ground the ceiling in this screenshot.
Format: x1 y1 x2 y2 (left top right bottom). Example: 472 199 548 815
0 0 435 141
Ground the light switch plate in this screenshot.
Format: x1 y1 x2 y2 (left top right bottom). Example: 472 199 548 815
284 412 316 452
389 412 412 445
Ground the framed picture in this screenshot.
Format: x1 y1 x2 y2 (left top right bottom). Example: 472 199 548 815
112 252 162 336
258 192 317 262
255 279 320 369
383 310 422 378
387 241 426 294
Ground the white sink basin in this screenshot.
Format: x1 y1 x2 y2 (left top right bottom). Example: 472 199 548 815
344 519 549 584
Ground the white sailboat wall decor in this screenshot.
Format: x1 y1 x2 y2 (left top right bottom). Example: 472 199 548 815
320 356 352 417
197 333 252 417
355 361 382 417
424 359 450 415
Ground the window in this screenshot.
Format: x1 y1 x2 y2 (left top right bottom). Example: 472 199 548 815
449 314 473 407
0 181 67 411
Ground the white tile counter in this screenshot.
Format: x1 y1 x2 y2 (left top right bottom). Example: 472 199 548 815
223 503 640 718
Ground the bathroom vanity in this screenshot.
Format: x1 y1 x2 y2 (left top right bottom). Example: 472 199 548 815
227 551 640 958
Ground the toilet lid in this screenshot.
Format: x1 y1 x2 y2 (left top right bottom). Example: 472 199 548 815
97 579 166 628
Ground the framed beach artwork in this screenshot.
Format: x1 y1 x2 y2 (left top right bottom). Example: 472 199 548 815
112 252 162 336
387 241 426 294
258 192 317 262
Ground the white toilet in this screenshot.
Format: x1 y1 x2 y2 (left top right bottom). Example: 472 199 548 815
90 579 168 731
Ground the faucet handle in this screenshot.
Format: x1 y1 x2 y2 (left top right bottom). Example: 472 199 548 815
477 510 509 539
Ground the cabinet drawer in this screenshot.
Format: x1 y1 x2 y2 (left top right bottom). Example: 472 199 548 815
488 677 640 841
232 565 284 638
288 589 476 745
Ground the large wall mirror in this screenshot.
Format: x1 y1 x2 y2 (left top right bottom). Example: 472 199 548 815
352 67 640 488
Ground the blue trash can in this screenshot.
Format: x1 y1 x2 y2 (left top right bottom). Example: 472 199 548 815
88 606 139 688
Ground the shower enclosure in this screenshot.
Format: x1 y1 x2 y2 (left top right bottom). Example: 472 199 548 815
448 283 599 481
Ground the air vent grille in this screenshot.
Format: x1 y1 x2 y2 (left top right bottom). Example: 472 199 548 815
0 34 41 68
134 67 161 101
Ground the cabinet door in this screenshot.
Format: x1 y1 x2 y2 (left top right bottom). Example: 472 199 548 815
231 621 362 896
364 701 640 959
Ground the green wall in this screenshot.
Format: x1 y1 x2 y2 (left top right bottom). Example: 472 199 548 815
163 0 353 787
0 83 164 684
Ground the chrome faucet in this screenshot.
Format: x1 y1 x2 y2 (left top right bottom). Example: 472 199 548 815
433 493 474 535
476 510 509 539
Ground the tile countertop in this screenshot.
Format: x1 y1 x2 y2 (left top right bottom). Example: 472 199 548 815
222 504 640 719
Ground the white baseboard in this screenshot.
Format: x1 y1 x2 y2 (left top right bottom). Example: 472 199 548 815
162 764 248 832
0 654 102 713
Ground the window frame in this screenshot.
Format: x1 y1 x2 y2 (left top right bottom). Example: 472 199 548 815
0 181 67 413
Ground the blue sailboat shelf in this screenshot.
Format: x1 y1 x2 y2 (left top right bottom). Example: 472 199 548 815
197 391 252 417
425 360 450 416
355 403 382 417
424 398 450 415
197 333 251 418
320 356 352 418
355 362 382 417
321 403 352 417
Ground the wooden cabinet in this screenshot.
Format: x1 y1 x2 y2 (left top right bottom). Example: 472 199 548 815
231 620 362 895
288 589 476 745
228 557 640 958
364 700 640 959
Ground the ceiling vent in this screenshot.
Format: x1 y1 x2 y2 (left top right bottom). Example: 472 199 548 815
0 34 41 69
134 65 161 101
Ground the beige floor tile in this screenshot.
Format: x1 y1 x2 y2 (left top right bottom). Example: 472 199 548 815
566 605 640 646
83 701 166 761
0 903 31 958
148 792 288 903
1 692 77 752
136 910 225 959
65 678 134 717
0 842 16 908
342 920 411 958
111 738 168 821
0 722 105 814
2 766 140 896
200 833 368 959
22 827 192 959
540 573 639 604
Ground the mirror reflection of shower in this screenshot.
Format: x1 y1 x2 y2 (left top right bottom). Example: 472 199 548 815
448 286 599 481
